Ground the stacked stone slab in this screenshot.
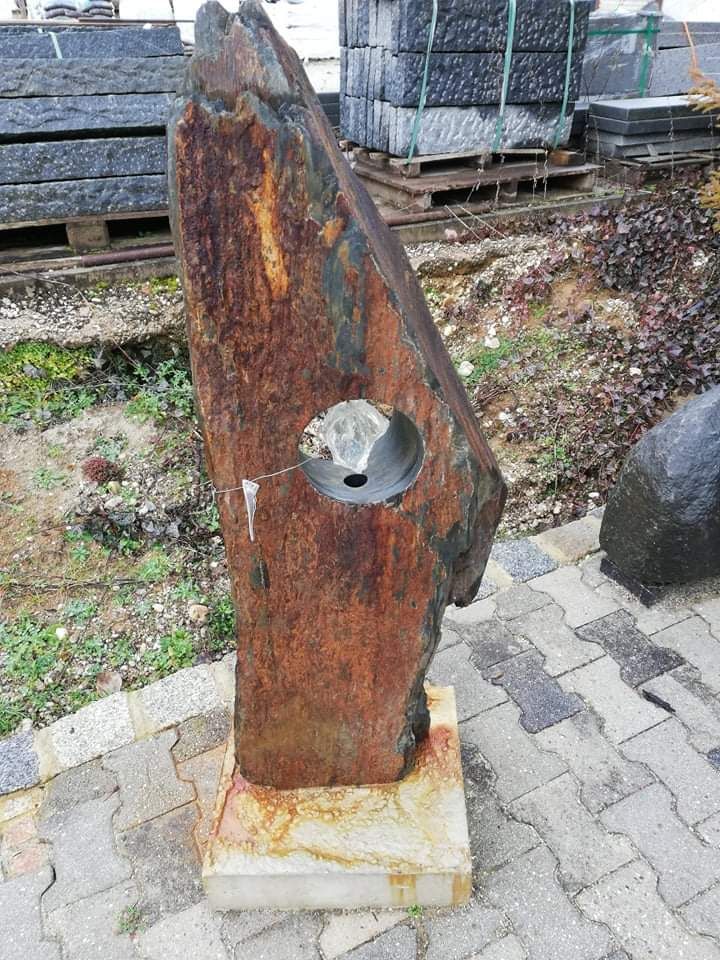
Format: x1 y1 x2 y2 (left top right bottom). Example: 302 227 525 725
0 24 185 227
586 96 720 160
648 19 720 98
340 0 594 156
578 12 660 102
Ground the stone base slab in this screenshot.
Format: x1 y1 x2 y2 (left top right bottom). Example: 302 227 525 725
202 685 472 911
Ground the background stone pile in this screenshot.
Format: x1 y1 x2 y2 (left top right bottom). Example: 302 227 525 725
339 0 594 156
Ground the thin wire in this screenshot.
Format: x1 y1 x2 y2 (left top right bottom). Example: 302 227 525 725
213 457 314 497
405 0 438 162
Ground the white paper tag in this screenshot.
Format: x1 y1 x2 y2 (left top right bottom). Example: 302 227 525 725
242 479 260 542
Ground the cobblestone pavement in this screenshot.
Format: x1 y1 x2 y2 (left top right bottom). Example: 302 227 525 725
3 513 720 959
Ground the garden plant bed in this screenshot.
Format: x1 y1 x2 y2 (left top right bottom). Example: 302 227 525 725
0 175 718 735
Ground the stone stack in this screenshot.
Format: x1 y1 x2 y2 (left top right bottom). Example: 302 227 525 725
339 0 594 157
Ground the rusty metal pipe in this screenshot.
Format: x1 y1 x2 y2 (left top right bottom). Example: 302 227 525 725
79 244 175 266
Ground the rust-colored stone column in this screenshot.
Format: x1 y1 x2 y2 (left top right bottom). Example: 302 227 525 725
169 0 505 790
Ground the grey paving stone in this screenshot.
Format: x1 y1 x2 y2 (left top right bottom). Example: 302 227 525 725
622 719 720 825
427 643 506 722
651 617 720 690
119 803 202 924
40 760 117 818
577 860 720 960
436 624 464 653
177 744 224 850
461 702 567 803
576 610 684 686
445 597 496 627
470 936 526 960
681 884 720 940
693 597 720 636
39 794 131 913
494 584 551 621
466 619 531 671
490 539 557 582
139 901 228 960
697 812 720 846
172 708 231 763
47 693 135 771
319 911 404 960
485 651 584 733
601 782 720 908
560 656 666 744
506 603 603 676
424 896 505 960
641 672 720 753
104 730 195 832
0 866 59 960
221 910 284 951
536 710 653 814
45 879 141 960
509 773 634 895
529 566 619 628
484 845 612 960
238 914 322 960
135 665 220 733
530 516 601 564
461 743 540 881
580 555 691 636
709 749 720 768
474 579 497 601
0 730 40 796
345 923 416 959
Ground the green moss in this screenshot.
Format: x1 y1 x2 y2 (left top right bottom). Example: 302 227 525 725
0 342 94 425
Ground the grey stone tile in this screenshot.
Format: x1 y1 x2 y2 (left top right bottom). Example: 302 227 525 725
47 693 135 771
427 643 506 722
238 914 322 960
509 773 634 895
577 860 720 960
104 730 195 831
483 846 612 960
697 812 720 847
693 597 720 636
221 909 284 951
680 884 720 940
641 672 720 753
530 516 601 564
651 617 720 690
319 911 404 960
508 603 603 676
345 923 416 959
622 719 720 825
466 619 531 671
576 610 684 686
490 539 557 582
0 730 40 796
0 866 59 959
470 936 526 960
601 782 720 908
560 657 666 744
45 879 141 960
485 651 584 733
177 744 224 851
135 665 220 733
709 749 720 769
461 702 567 803
119 803 202 924
425 896 505 960
530 566 619 628
494 584 551 621
139 901 228 960
172 708 231 763
461 743 540 881
444 597 496 627
536 710 653 814
39 794 131 913
437 624 464 653
474 579 498 601
40 760 117 818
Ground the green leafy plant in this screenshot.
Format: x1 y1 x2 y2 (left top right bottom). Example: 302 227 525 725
137 549 173 583
32 467 66 490
117 904 144 935
145 629 195 674
208 594 235 653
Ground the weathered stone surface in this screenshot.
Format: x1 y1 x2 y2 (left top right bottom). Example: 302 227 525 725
170 1 505 789
346 924 416 959
576 610 684 686
45 880 141 960
319 911 404 960
0 175 168 226
39 760 117 818
485 650 584 733
0 730 39 796
600 387 720 584
650 616 720 689
139 901 228 960
45 693 135 772
424 896 505 960
172 707 231 763
467 618 531 671
529 565 619 628
134 664 219 733
494 583 550 621
0 93 172 139
427 642 506 721
0 866 59 960
0 25 182 59
0 136 166 187
0 56 185 98
508 602 603 675
489 539 558 582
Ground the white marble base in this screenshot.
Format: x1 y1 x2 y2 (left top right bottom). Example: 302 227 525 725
202 685 472 911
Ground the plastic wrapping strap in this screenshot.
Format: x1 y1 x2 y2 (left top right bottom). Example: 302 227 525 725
638 15 660 97
492 0 517 152
405 0 439 162
552 0 576 149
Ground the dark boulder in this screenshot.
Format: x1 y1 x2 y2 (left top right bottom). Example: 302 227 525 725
600 387 720 585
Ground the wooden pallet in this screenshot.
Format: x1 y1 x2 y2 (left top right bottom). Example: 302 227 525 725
0 209 171 264
602 149 720 187
353 153 598 211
